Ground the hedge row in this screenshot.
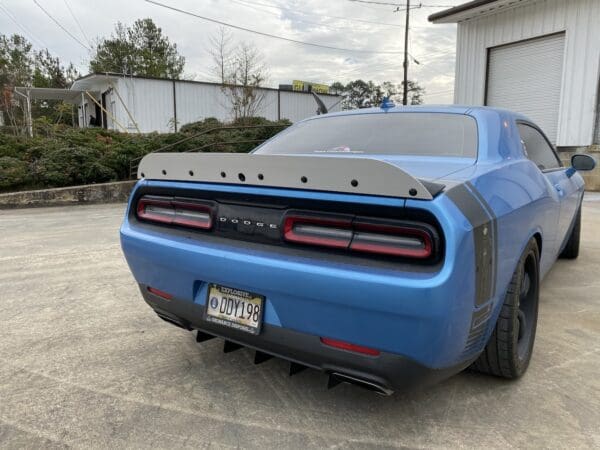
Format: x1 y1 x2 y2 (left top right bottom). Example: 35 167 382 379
0 117 290 192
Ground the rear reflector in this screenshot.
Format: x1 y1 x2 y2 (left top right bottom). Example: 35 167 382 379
320 337 380 356
147 286 173 300
137 196 213 230
283 213 435 259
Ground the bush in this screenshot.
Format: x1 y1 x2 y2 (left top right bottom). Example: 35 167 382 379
37 146 117 187
0 117 290 192
0 156 30 189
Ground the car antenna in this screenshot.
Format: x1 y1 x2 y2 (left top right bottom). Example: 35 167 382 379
311 91 329 115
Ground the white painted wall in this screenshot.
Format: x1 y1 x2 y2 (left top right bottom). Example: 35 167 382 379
453 0 600 146
71 75 342 133
115 77 175 133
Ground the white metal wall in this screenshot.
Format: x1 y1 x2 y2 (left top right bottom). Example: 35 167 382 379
115 77 175 133
595 88 600 145
453 0 600 146
278 91 341 122
113 79 341 132
486 33 565 143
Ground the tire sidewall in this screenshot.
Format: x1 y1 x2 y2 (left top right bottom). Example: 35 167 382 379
512 239 540 376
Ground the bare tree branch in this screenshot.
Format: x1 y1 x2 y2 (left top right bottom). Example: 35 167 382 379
209 28 269 122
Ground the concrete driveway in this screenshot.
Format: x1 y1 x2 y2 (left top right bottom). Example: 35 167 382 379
1 195 599 449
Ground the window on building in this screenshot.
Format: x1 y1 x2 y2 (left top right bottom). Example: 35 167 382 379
517 123 561 170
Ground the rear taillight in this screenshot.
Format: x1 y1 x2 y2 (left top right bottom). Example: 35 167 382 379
350 222 432 259
283 215 352 248
320 337 381 356
137 196 213 230
283 213 436 260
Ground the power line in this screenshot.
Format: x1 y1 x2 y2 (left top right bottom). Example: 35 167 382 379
349 0 410 7
237 0 406 27
426 88 454 96
348 0 454 7
146 0 406 54
0 2 49 50
230 0 358 31
33 0 90 51
63 0 92 47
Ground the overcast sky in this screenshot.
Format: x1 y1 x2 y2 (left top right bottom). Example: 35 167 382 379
0 0 464 103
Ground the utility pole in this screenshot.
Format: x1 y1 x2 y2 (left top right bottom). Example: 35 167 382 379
402 0 410 106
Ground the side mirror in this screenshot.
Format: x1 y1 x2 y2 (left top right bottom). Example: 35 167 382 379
567 154 596 177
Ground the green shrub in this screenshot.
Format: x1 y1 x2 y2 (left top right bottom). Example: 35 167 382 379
0 156 30 189
37 146 117 187
0 117 290 192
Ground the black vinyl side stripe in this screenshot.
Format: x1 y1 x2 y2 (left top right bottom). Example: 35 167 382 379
446 183 497 307
465 181 498 299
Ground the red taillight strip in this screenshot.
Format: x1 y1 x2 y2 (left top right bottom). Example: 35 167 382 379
171 200 213 229
137 198 173 224
320 337 380 356
283 214 435 259
137 196 213 230
283 215 352 249
350 222 432 259
147 286 173 300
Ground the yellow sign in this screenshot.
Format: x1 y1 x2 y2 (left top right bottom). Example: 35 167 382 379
292 80 330 94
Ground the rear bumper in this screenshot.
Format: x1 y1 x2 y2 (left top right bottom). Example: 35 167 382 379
120 180 491 373
141 286 476 393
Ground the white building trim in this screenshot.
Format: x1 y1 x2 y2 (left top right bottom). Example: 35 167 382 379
431 0 600 147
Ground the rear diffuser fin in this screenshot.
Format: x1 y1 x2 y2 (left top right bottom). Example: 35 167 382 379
254 351 273 364
223 340 243 353
289 362 308 376
327 374 343 389
196 330 215 343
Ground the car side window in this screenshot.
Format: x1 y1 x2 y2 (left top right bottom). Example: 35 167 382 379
517 123 561 171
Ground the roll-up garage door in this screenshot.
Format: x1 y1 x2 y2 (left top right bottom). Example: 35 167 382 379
486 33 565 143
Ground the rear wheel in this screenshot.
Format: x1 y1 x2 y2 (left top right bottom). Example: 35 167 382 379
471 238 540 378
559 207 581 259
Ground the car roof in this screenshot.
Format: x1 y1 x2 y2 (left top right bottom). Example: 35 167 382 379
313 104 530 122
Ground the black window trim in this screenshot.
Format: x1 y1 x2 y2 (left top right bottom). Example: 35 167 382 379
516 120 563 173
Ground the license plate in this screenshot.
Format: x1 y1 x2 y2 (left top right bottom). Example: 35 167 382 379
204 284 264 335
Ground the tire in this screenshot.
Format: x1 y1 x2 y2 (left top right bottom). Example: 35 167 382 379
471 238 540 379
559 207 581 259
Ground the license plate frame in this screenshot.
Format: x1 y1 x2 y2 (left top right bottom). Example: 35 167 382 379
204 283 265 335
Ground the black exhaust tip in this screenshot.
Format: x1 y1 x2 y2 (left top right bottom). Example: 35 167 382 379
328 372 394 396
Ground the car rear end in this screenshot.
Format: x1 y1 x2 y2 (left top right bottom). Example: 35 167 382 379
120 108 488 393
121 176 481 394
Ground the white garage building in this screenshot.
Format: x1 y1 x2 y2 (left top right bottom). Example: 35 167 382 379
429 0 600 148
71 73 342 133
15 73 341 135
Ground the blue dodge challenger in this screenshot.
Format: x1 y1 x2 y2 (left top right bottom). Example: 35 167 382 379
120 105 595 395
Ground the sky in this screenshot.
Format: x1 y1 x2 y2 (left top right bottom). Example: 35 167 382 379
0 0 465 104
